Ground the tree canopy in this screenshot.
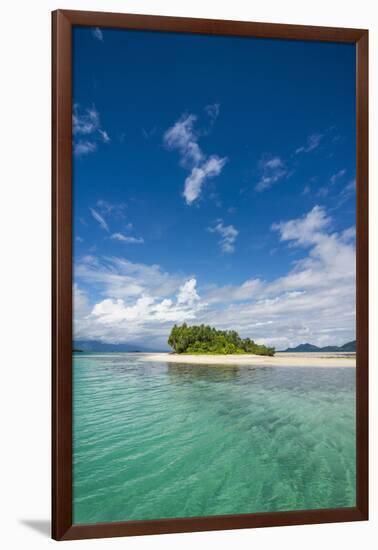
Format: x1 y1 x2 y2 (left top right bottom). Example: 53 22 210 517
168 323 275 356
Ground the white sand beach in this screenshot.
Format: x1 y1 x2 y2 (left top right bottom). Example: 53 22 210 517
139 352 356 368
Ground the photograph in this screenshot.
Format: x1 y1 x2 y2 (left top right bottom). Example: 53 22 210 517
71 24 357 525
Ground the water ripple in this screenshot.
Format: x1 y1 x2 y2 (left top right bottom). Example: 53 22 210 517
73 354 356 523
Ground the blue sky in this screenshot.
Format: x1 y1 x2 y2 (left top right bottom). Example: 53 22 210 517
73 26 356 350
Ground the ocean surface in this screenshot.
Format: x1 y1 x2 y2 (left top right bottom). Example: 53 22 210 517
73 353 356 524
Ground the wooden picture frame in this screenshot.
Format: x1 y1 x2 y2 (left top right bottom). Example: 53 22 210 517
52 9 368 541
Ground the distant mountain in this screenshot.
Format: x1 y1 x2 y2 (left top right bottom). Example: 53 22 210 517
339 340 357 352
281 340 356 353
73 340 162 353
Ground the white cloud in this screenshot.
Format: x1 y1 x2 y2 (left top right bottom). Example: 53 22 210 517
295 133 323 154
255 156 288 192
92 27 103 41
98 129 110 143
200 206 355 348
316 186 329 198
74 283 91 318
74 206 355 350
208 219 239 253
111 233 144 244
73 105 100 135
333 179 356 209
205 278 262 304
96 199 127 219
341 226 356 242
164 112 227 205
163 114 203 167
74 277 204 346
205 103 220 122
75 256 185 301
184 155 227 205
330 169 346 184
74 141 97 156
177 278 200 306
89 208 109 232
73 104 110 156
271 205 330 246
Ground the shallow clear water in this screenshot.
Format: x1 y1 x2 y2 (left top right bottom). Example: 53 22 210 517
73 353 356 524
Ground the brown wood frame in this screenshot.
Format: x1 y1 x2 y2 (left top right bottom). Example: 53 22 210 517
52 9 369 541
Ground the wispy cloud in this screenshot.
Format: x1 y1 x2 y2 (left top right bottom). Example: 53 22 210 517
330 169 346 184
73 105 100 135
111 233 144 244
317 186 329 198
73 104 110 156
74 141 97 156
142 126 157 140
90 208 109 232
163 112 227 205
204 102 220 122
208 219 239 253
335 179 356 208
255 156 288 192
98 129 110 143
164 114 203 167
92 27 103 42
96 199 126 219
295 133 323 154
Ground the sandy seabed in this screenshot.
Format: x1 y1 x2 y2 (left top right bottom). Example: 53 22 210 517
139 352 356 368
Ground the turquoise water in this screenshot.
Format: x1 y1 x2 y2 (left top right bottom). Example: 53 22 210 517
73 353 356 524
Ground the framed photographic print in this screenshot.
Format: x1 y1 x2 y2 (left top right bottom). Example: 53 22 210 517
52 10 368 541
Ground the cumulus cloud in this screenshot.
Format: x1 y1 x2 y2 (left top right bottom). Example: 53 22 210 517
163 112 227 205
201 206 355 348
74 206 355 350
177 278 200 306
208 219 239 253
74 273 204 347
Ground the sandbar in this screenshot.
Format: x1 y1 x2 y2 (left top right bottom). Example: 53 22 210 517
139 352 356 368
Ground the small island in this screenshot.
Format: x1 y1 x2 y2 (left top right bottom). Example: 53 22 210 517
168 323 275 356
139 323 356 368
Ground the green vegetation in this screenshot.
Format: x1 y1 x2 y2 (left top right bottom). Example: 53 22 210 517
168 323 275 356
